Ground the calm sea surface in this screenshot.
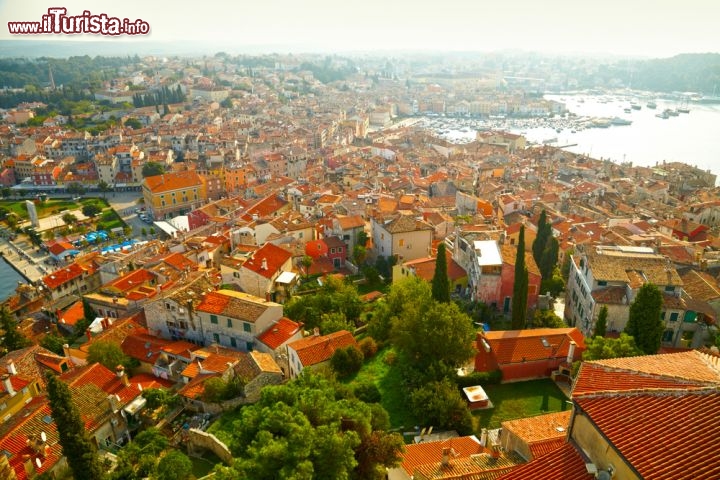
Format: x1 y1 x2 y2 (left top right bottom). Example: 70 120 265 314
422 93 720 182
0 257 27 301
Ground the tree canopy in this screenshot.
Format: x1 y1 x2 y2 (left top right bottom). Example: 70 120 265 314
431 243 451 303
511 226 529 330
283 275 362 332
212 373 403 480
87 340 133 371
46 374 104 480
0 306 31 354
626 283 664 355
141 161 166 178
388 277 475 375
594 305 608 338
582 333 643 361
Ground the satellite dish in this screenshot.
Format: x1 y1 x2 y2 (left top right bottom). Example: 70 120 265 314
35 457 42 468
40 431 47 442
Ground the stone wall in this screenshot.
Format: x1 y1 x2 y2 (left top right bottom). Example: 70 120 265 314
185 428 233 466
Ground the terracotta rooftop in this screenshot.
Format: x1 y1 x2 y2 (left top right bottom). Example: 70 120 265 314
501 410 572 446
143 170 202 194
196 289 279 322
287 330 357 367
241 242 292 279
584 248 682 287
256 317 303 350
479 328 585 365
380 214 434 234
496 442 593 480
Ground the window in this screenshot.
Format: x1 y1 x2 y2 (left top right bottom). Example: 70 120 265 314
669 312 679 322
665 285 675 292
213 333 220 343
210 315 218 324
662 330 674 342
227 318 233 328
597 280 607 286
243 322 251 333
399 239 405 247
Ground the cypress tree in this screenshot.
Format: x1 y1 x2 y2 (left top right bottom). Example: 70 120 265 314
626 283 664 354
595 305 608 338
46 374 105 480
532 210 549 268
511 226 529 330
431 242 451 303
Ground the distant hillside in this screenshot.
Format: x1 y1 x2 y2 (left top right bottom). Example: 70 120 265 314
631 53 720 94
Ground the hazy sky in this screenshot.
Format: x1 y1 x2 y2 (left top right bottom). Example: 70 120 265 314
2 0 720 57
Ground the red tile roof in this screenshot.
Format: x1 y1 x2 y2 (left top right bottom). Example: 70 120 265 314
288 330 357 367
143 170 202 194
242 243 292 279
42 262 92 290
0 398 63 479
256 317 303 350
478 328 585 365
496 442 594 480
59 299 85 327
121 333 173 364
574 387 720 480
400 436 484 476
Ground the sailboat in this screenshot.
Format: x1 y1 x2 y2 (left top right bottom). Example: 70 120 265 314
677 97 690 114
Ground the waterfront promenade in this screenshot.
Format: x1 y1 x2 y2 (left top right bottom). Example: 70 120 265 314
0 236 48 284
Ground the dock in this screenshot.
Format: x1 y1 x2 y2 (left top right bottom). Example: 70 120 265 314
0 237 48 284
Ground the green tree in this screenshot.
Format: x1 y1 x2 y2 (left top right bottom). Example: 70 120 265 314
46 374 104 480
300 254 313 280
390 278 475 375
156 450 192 480
212 373 402 479
62 212 77 225
141 162 166 178
0 306 31 353
532 210 550 268
511 226 529 330
431 242 450 303
123 117 142 130
97 180 111 198
409 379 473 435
594 305 608 338
626 283 664 354
284 276 362 331
540 266 565 296
582 333 643 361
87 340 132 371
352 244 367 266
531 309 565 328
40 333 67 355
330 345 364 378
67 182 86 196
82 204 101 217
320 311 353 334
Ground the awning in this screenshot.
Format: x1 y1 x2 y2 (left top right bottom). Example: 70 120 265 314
152 221 178 237
275 271 297 285
123 396 147 416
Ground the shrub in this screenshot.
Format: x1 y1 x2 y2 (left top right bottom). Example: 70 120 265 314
455 370 503 388
358 337 378 359
330 345 364 378
383 350 397 366
353 381 381 403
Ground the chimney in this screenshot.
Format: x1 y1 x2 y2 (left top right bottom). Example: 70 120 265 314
62 344 71 358
480 428 488 447
107 394 120 412
313 327 320 337
261 258 268 270
1 374 16 397
567 340 577 364
86 328 92 342
441 448 450 466
6 359 17 375
116 365 130 387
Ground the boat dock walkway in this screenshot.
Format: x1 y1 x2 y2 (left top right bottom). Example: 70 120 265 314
0 237 49 284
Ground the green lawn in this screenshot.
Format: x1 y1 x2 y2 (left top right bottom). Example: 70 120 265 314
473 379 570 429
189 451 223 478
344 348 417 431
0 199 81 219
